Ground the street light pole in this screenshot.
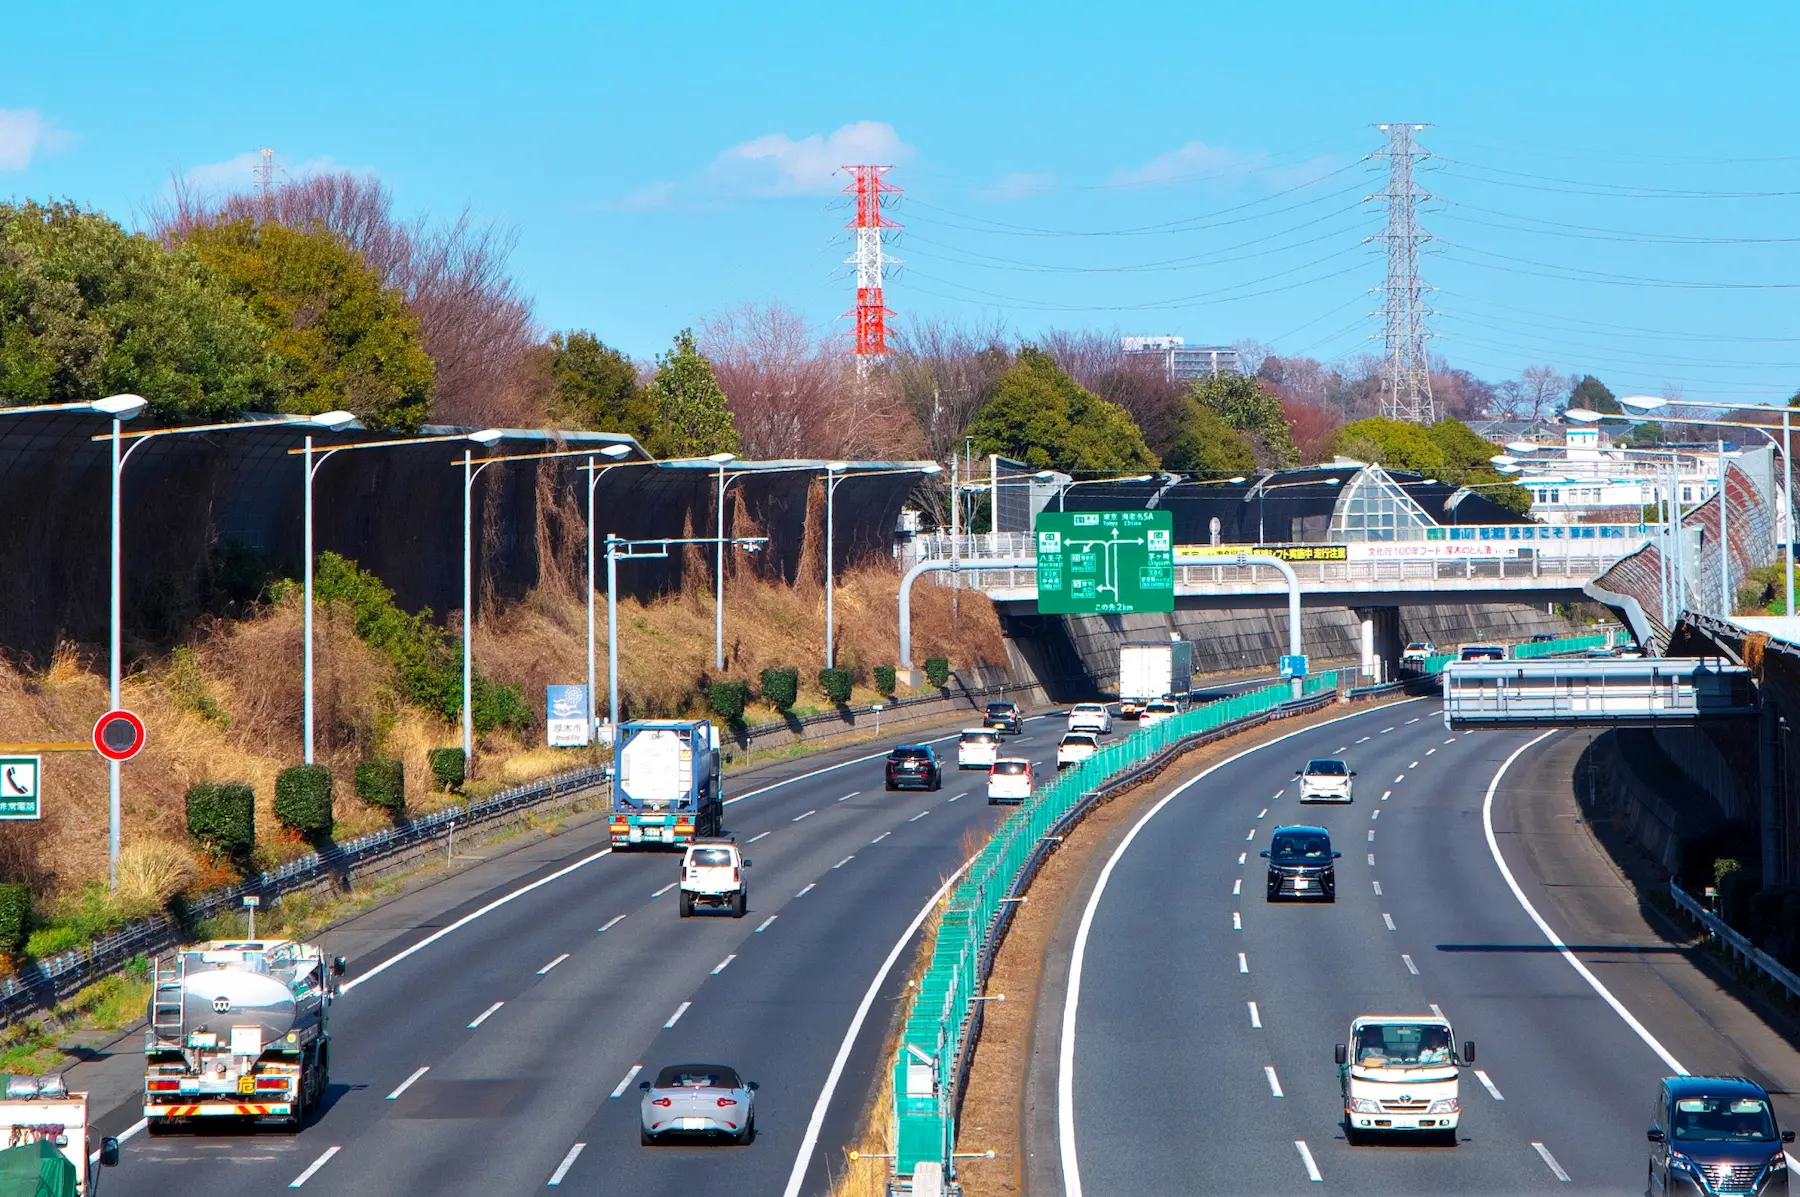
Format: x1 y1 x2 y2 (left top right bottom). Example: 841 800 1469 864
462 447 476 768
607 533 620 732
825 465 843 669
1719 437 1730 618
303 435 317 763
108 415 123 887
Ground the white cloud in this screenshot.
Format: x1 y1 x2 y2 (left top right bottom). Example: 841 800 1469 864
183 150 339 192
706 120 915 197
1111 140 1337 191
0 108 71 172
976 171 1057 202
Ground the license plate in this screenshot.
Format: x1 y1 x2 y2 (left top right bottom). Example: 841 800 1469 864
237 1077 256 1094
680 1117 707 1130
1294 878 1313 889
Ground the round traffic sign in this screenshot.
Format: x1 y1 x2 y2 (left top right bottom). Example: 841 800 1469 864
93 709 146 762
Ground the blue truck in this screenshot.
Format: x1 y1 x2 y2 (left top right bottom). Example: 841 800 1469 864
609 719 725 849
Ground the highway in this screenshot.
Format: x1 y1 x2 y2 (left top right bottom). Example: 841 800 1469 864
98 713 1068 1196
1056 700 1795 1195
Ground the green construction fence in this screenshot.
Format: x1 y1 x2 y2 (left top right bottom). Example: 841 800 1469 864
1418 632 1610 675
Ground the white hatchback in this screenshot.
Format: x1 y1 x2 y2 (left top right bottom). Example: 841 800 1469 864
987 757 1034 805
1140 699 1179 728
1297 758 1355 803
1068 703 1113 736
1057 732 1099 770
958 729 1000 770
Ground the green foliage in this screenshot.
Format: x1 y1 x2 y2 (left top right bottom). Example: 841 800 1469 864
818 668 853 705
546 330 660 444
1569 374 1620 415
428 748 466 793
1333 417 1446 472
0 200 274 418
643 328 739 457
873 665 897 695
1621 421 1664 447
23 885 135 958
705 679 751 723
354 758 406 814
183 219 434 432
1333 417 1533 517
185 781 256 862
1737 562 1790 615
472 674 532 735
165 646 227 728
760 666 800 712
274 765 335 841
1161 401 1255 476
1187 373 1298 467
923 656 950 688
969 346 1157 474
0 885 29 957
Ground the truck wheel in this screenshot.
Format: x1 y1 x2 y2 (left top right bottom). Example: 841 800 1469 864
678 892 693 918
145 1118 170 1137
1436 1128 1459 1147
1344 1121 1359 1147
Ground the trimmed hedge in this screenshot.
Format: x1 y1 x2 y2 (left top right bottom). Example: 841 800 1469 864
873 665 897 695
274 765 335 841
923 657 950 688
818 668 853 705
428 748 466 793
355 757 406 814
706 680 751 723
760 666 799 712
185 781 256 862
0 884 30 957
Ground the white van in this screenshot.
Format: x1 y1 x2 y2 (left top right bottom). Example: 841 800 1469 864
987 758 1034 805
958 728 1000 770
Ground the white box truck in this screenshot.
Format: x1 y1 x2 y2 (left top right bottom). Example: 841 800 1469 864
1117 640 1193 719
1335 1013 1475 1146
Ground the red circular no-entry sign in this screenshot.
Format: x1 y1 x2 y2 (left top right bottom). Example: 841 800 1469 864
93 709 146 762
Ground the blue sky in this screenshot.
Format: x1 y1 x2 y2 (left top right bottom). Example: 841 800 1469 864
6 1 1798 401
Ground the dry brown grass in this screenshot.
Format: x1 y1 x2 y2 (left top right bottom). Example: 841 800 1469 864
114 839 199 916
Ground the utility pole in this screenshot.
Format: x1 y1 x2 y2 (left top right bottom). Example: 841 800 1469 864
1374 123 1435 425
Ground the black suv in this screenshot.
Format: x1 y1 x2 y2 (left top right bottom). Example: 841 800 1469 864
1649 1075 1793 1196
884 745 942 792
1262 825 1340 902
984 702 1023 735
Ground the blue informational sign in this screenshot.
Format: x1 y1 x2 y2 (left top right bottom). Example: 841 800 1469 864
1279 654 1309 679
546 686 591 747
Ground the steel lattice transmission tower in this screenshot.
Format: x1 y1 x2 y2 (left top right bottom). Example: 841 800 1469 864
1373 123 1435 424
843 165 901 359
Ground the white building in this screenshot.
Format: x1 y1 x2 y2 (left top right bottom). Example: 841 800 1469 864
1505 425 1723 524
1121 336 1239 381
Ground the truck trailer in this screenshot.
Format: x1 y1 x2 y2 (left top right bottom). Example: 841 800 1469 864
143 939 342 1131
610 719 725 849
1117 639 1194 719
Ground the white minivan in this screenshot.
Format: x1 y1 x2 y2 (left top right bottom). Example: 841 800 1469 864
958 728 1000 770
987 758 1034 805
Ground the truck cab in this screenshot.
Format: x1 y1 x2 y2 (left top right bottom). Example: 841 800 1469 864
1336 1014 1473 1145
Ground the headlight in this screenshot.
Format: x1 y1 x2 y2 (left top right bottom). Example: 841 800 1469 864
1668 1151 1700 1174
1426 1098 1459 1114
1348 1097 1382 1113
1770 1153 1788 1171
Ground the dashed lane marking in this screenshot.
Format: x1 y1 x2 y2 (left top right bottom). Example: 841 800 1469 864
1265 1066 1284 1098
1380 727 1394 734
1371 809 1380 821
833 856 855 869
870 832 891 844
664 1001 691 1029
1383 913 1396 931
1245 829 1256 841
1402 954 1419 976
795 883 816 898
1238 852 1247 865
610 1065 643 1098
1381 790 1391 801
712 955 736 975
1355 736 1370 744
754 916 777 933
1426 748 1437 756
1406 717 1420 724
1296 1141 1322 1183
1409 760 1419 768
1258 808 1268 820
1368 829 1376 842
747 831 772 844
1368 853 1376 866
839 791 860 802
1394 774 1406 783
1233 878 1242 896
468 1002 503 1029
909 810 931 822
1248 1001 1262 1028
652 882 677 898
1372 881 1383 896
289 1146 340 1188
386 1067 428 1100
1233 911 1241 931
1532 1142 1571 1182
547 1142 586 1187
537 953 570 975
1238 952 1249 975
792 809 816 823
598 915 625 932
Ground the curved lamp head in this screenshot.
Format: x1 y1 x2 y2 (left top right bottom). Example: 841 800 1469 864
1495 464 1522 474
1490 455 1517 467
707 452 737 464
600 443 633 459
91 394 149 420
1323 477 1343 485
1618 395 1668 413
468 428 506 446
1128 474 1154 483
1033 470 1057 480
1561 409 1606 424
919 463 943 475
1504 442 1544 455
826 461 850 473
1225 476 1247 484
308 410 358 432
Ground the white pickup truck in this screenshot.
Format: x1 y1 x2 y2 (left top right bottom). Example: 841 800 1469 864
1336 1014 1474 1146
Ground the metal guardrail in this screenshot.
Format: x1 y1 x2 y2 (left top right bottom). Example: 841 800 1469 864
891 670 1344 1187
1669 880 1800 1003
0 765 610 1026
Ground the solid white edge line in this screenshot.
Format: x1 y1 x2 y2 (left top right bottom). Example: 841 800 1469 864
1265 1065 1284 1097
1055 697 1424 1197
664 1000 691 1029
1296 1139 1323 1183
547 1141 586 1186
1532 1141 1571 1182
609 1064 643 1098
289 1145 341 1188
386 1066 429 1100
468 1001 503 1029
778 856 976 1197
1481 729 1688 1076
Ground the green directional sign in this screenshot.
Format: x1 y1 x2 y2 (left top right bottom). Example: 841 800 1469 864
1033 510 1174 615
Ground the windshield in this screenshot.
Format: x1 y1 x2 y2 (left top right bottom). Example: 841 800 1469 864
1306 760 1347 776
687 848 733 868
1061 735 1096 748
1147 702 1175 712
890 748 930 760
961 732 997 745
1406 642 1428 651
1673 1097 1778 1142
1461 645 1503 660
993 761 1029 776
1270 831 1331 860
986 704 1015 716
653 1065 740 1089
1353 1024 1453 1069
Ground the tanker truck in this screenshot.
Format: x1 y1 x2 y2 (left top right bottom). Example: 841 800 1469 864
143 939 343 1131
609 719 724 849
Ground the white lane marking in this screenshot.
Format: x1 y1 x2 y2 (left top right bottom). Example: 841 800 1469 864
1483 729 1689 1076
1055 698 1426 1197
870 831 891 844
792 809 816 823
1406 717 1420 724
1367 829 1376 842
90 1119 146 1165
1265 1066 1284 1097
652 882 678 898
547 1142 586 1186
1273 788 1286 799
537 953 570 975
1244 829 1256 841
1238 952 1249 974
755 916 777 933
664 1001 691 1029
1475 1069 1504 1100
1402 954 1419 976
1409 760 1419 768
1426 748 1436 756
1367 853 1376 866
1381 727 1394 734
839 791 860 802
1383 913 1396 932
1371 809 1380 821
1233 878 1242 896
796 883 816 898
1257 808 1268 820
833 855 855 869
748 831 772 844
1355 736 1370 744
1372 881 1383 896
1532 1141 1571 1182
1394 773 1406 783
1430 1003 1445 1019
1248 1001 1262 1028
778 853 977 1197
909 810 931 822
1296 1140 1323 1183
609 1065 643 1098
289 1146 340 1188
712 954 736 975
1380 790 1391 801
343 848 613 993
947 793 961 802
1334 745 1347 753
1445 738 1456 745
1238 852 1247 865
467 1001 504 1029
1233 911 1242 931
386 1067 429 1100
598 915 625 932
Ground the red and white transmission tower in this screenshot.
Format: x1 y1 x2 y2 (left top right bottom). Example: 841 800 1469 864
843 164 901 358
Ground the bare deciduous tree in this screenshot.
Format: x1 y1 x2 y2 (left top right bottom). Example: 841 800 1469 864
889 317 1011 465
1519 365 1568 423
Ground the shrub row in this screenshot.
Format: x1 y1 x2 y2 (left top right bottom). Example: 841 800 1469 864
182 755 423 863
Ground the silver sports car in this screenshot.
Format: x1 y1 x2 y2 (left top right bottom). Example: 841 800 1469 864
638 1062 759 1145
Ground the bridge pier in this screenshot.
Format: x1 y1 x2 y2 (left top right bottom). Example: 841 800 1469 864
1352 606 1403 684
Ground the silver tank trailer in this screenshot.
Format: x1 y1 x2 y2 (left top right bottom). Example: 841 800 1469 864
176 945 325 1046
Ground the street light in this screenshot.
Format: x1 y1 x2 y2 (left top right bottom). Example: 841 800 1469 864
461 429 508 770
825 463 941 668
709 452 738 671
1242 476 1343 543
1057 473 1154 511
582 444 639 739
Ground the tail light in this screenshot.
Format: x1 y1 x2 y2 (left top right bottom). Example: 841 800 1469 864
732 868 740 883
652 1097 672 1107
147 1080 179 1092
716 1097 738 1107
256 1077 288 1090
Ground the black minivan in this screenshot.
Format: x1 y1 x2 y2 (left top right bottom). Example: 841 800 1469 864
1649 1075 1793 1195
1262 824 1340 902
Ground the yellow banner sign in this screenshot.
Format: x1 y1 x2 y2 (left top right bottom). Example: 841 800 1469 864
1176 544 1349 563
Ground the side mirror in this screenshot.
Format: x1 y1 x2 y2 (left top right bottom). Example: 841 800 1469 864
1350 771 1358 777
1646 1127 1665 1143
743 860 752 868
1462 1040 1476 1065
331 956 347 976
1334 1043 1347 1066
99 1137 120 1168
638 1081 651 1091
1332 851 1342 859
746 1081 760 1092
1259 850 1271 858
1784 1129 1796 1144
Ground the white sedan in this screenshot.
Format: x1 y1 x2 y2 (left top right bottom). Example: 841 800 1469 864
1067 703 1113 736
1296 758 1355 803
1057 732 1099 769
